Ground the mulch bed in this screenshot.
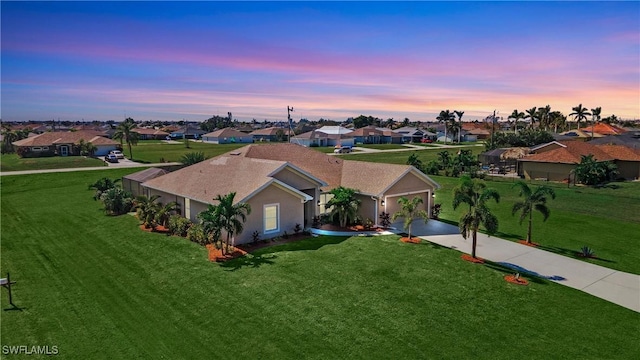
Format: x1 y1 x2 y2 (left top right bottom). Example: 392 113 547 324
315 224 388 232
139 224 170 233
504 274 529 285
400 237 421 244
517 240 539 247
461 254 485 263
206 244 247 262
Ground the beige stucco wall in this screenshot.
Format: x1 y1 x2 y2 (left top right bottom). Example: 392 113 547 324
521 162 574 181
238 184 305 245
271 167 319 191
616 161 640 180
146 188 186 217
355 194 377 224
384 171 434 196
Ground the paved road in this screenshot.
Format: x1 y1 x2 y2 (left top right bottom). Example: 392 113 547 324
393 219 640 313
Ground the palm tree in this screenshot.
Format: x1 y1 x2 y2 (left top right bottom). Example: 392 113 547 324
436 110 454 144
569 104 591 130
524 107 537 129
537 105 551 130
508 109 525 133
590 107 602 139
198 204 223 251
454 110 464 143
135 195 162 229
325 186 361 228
549 111 567 133
113 117 139 159
511 181 556 245
155 201 180 228
452 176 500 259
213 192 251 254
391 196 429 240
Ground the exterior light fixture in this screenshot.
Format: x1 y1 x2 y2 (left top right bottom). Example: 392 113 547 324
381 200 385 206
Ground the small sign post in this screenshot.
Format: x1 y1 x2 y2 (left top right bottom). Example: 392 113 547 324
1 273 17 306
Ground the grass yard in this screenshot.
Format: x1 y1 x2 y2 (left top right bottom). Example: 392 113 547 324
338 145 481 164
0 153 106 172
356 143 407 150
126 141 246 163
1 170 639 359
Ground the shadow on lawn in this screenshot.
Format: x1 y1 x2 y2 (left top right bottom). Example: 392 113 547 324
484 261 550 285
221 236 349 271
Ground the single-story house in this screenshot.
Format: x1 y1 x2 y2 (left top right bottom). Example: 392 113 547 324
170 125 207 140
135 128 170 140
518 141 640 181
201 128 253 144
292 130 355 148
393 127 424 143
250 127 286 142
142 143 440 245
348 126 402 144
12 130 118 157
582 123 627 136
123 168 170 197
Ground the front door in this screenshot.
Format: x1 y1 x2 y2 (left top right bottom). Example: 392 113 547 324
60 145 69 156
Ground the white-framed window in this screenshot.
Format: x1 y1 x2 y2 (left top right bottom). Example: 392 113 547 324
318 193 334 215
264 203 279 234
32 147 42 151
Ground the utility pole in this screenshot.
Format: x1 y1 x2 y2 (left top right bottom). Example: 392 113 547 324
490 110 497 149
287 106 294 143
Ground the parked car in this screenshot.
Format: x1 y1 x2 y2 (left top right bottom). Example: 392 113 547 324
334 146 352 154
109 150 125 159
105 154 119 163
421 138 433 143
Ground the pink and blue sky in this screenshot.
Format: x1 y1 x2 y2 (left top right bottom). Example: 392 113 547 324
1 1 639 122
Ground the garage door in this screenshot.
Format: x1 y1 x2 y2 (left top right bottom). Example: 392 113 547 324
384 192 429 218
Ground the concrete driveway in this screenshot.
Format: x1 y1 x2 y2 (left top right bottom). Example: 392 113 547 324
392 219 640 312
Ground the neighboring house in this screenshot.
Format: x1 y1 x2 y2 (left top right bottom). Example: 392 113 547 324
292 130 355 148
122 168 170 197
393 127 424 143
142 144 440 245
135 128 170 140
315 126 353 136
582 123 627 136
465 128 490 140
518 141 640 181
201 128 253 144
12 130 118 157
250 127 285 142
348 126 402 144
170 125 206 139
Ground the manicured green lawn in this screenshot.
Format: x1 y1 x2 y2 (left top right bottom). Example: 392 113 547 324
1 170 639 359
127 141 246 163
356 143 407 150
338 146 481 164
0 153 106 172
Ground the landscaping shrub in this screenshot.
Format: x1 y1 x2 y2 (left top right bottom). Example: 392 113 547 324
99 187 134 215
180 151 205 166
187 223 208 245
379 212 391 228
168 215 192 237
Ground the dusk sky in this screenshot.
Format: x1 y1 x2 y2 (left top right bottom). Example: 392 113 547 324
2 1 639 123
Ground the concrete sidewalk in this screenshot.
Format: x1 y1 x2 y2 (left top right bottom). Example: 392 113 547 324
397 220 640 312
